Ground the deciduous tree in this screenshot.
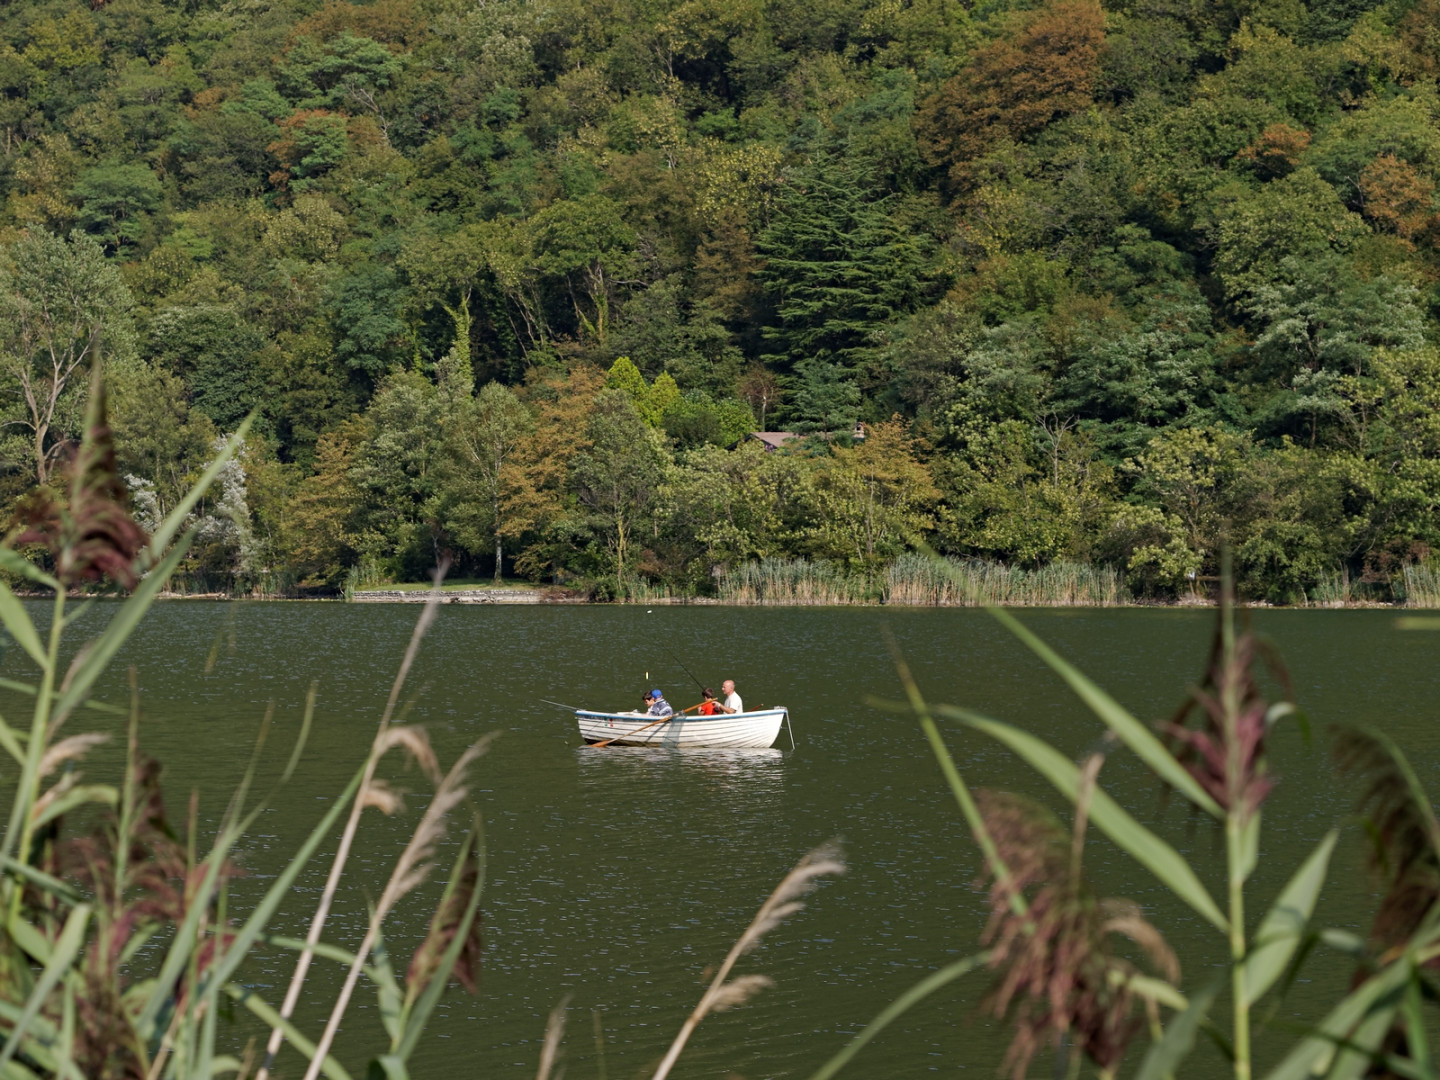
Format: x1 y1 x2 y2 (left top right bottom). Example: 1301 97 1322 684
0 230 135 486
441 381 533 581
915 0 1105 186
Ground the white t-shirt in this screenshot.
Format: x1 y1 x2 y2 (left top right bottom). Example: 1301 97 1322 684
723 691 743 714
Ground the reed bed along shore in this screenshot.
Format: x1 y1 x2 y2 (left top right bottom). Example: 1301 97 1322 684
141 558 1440 608
1402 562 1440 607
712 556 1129 606
883 553 1128 606
718 558 872 605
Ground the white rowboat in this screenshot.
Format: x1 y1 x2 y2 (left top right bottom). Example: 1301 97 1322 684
577 708 792 749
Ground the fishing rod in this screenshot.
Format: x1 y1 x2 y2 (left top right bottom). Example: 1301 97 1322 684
540 698 583 712
646 610 707 696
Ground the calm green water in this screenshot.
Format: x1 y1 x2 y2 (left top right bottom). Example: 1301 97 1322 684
9 603 1440 1078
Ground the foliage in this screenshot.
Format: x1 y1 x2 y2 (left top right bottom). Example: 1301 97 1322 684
0 0 1434 599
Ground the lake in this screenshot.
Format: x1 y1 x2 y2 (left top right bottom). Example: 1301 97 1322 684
11 603 1439 1078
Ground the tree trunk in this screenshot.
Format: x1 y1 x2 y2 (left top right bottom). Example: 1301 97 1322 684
33 424 48 486
616 512 627 589
493 490 503 584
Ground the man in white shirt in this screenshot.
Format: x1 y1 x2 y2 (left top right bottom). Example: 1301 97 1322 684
718 680 743 714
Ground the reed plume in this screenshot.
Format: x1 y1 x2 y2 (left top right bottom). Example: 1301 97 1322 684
301 735 495 1080
650 844 845 1080
1334 726 1440 956
536 996 570 1080
975 782 1176 1080
256 566 448 1080
51 732 212 1080
1163 617 1288 818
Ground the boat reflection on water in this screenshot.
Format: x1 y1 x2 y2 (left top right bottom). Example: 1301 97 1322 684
575 746 787 813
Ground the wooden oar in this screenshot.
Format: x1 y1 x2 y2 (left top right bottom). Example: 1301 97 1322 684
588 703 702 749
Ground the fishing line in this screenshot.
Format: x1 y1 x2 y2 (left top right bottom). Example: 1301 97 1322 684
645 611 707 695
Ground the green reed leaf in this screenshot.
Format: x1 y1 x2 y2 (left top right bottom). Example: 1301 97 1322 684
1263 945 1417 1080
877 639 1028 919
0 581 45 671
0 994 65 1077
1396 617 1440 631
1401 973 1432 1079
807 952 991 1080
0 719 24 769
0 903 89 1073
0 549 59 592
29 783 117 831
1243 831 1337 1007
55 982 80 1080
1330 1002 1403 1080
146 415 254 562
1135 973 1222 1080
934 705 1229 932
222 984 355 1080
0 855 81 903
0 678 123 715
987 608 1225 819
52 534 191 725
367 1055 410 1080
1122 973 1188 1012
371 924 405 1044
206 768 364 993
260 935 383 981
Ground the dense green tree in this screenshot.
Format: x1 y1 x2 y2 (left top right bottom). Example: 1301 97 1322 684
758 165 943 381
568 389 670 587
805 418 939 565
441 380 534 581
72 163 162 255
276 34 402 110
148 305 268 430
327 266 409 380
0 229 134 486
348 368 443 575
0 0 1436 599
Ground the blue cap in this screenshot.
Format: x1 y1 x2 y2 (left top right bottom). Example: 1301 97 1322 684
650 688 663 698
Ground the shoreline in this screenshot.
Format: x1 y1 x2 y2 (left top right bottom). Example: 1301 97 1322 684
330 590 1409 609
20 588 1412 610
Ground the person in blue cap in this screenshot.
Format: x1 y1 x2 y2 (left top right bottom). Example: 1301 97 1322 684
646 688 674 717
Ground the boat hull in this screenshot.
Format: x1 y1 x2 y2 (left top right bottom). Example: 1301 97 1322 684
577 708 788 749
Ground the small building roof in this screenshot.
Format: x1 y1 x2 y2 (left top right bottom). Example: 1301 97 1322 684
746 431 798 451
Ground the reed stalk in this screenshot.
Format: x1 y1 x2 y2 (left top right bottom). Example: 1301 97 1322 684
536 997 570 1080
1402 561 1440 608
650 845 844 1080
255 571 448 1080
718 558 873 605
302 737 492 1080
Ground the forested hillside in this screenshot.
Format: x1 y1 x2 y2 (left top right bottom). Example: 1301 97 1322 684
2 0 1439 600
